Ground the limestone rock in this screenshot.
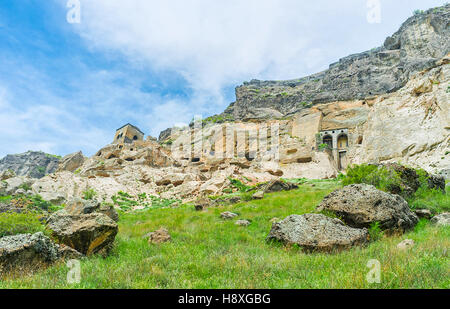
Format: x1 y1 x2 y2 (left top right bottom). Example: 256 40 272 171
147 228 171 244
57 151 86 173
263 180 298 194
235 220 251 227
267 214 369 253
46 212 118 256
317 184 419 232
221 212 238 220
0 170 15 181
0 151 60 179
252 191 265 200
397 239 415 251
414 209 433 220
0 232 59 275
1 176 35 196
431 213 450 226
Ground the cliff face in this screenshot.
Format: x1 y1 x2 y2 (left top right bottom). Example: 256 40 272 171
223 5 449 121
0 151 60 179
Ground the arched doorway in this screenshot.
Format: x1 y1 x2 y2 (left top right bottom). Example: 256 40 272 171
337 134 348 150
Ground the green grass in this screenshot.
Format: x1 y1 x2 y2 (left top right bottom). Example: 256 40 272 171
0 212 47 238
1 179 448 289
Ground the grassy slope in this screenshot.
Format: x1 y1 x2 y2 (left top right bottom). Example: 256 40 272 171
1 180 449 289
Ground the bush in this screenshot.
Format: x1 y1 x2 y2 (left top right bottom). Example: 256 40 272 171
82 188 97 200
342 164 403 193
0 212 45 237
368 222 384 242
228 178 253 193
408 186 450 213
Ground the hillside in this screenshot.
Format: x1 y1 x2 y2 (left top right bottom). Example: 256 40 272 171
1 179 449 289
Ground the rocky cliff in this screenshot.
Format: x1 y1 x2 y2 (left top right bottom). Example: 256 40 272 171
217 5 449 121
2 5 448 206
0 151 60 179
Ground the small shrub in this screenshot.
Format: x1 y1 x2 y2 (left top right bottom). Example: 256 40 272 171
342 164 402 193
0 212 45 237
368 222 384 242
82 188 97 200
318 143 330 151
228 178 253 193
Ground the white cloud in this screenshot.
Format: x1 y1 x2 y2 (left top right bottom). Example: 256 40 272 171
71 0 447 101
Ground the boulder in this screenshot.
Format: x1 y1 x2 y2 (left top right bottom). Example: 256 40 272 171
414 209 433 220
252 191 265 200
397 239 415 251
46 212 118 256
221 212 238 220
235 220 251 227
431 213 450 227
382 163 421 196
427 175 446 193
39 192 66 205
1 177 35 196
316 184 419 232
64 198 119 222
57 151 85 173
263 180 298 194
0 232 59 275
267 214 368 253
147 228 171 244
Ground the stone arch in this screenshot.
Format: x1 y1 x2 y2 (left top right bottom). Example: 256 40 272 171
337 133 349 150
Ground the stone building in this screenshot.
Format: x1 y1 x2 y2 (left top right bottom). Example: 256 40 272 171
318 128 349 170
113 124 145 145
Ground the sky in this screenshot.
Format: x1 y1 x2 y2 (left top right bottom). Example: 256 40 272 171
0 0 447 158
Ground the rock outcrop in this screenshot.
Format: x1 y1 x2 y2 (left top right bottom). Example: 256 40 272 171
0 151 60 179
316 184 419 232
267 214 369 253
431 213 450 226
0 232 60 275
222 5 450 121
46 211 118 256
57 151 86 173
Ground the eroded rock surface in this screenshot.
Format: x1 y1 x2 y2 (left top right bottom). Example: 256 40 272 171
317 184 419 232
46 212 118 256
267 214 369 253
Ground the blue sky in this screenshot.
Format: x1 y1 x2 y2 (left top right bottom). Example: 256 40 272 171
0 0 447 158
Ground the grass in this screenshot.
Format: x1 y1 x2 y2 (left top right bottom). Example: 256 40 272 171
1 179 448 289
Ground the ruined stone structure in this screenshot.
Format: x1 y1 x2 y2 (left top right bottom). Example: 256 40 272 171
113 124 145 145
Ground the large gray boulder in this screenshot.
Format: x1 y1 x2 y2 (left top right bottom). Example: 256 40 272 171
0 232 59 275
317 184 419 232
46 211 118 256
57 151 86 173
431 213 450 227
267 214 368 253
64 198 119 222
262 180 298 194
